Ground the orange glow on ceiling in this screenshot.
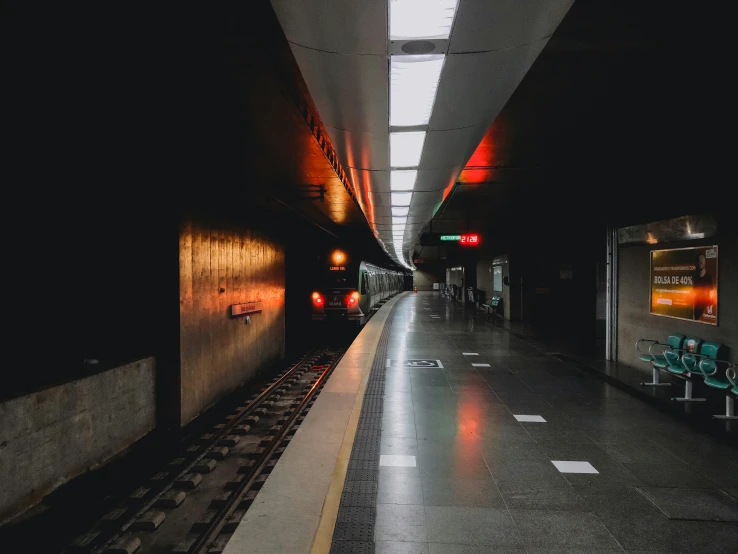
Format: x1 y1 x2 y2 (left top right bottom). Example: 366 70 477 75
459 128 497 184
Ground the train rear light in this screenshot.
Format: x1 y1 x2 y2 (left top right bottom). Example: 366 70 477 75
347 290 359 305
312 292 324 305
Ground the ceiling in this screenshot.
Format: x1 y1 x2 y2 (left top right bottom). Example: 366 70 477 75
412 0 717 261
202 1 403 267
270 0 574 268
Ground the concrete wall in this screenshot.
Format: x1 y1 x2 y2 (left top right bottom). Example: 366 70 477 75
179 219 286 426
413 263 445 291
0 358 156 523
617 235 738 374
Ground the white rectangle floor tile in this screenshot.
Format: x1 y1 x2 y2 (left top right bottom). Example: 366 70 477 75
471 363 491 367
551 460 599 474
514 415 547 423
379 455 417 467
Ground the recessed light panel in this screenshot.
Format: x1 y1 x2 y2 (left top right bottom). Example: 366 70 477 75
391 192 413 206
390 0 459 40
390 55 445 127
390 132 425 167
390 170 417 191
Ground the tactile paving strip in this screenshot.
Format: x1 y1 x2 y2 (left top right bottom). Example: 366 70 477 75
329 540 375 554
330 306 395 552
340 492 376 507
337 506 376 523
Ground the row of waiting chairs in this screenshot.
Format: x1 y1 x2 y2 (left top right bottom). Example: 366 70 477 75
636 335 737 420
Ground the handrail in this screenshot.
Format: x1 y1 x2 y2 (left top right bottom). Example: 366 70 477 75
646 341 673 357
636 339 660 356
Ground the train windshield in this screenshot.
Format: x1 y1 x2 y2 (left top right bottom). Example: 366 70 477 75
322 274 352 287
321 264 357 288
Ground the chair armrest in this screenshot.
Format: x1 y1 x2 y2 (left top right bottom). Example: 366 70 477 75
726 366 738 388
681 352 715 374
695 358 731 378
636 339 660 355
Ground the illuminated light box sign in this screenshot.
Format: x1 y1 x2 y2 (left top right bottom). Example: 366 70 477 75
650 246 718 325
231 301 264 317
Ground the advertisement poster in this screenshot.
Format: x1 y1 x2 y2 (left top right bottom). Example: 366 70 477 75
650 246 718 325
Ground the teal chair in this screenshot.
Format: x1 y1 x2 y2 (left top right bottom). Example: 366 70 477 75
666 339 723 402
662 337 709 401
694 359 738 420
636 335 685 387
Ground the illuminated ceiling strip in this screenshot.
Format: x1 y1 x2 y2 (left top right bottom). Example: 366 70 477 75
390 0 459 40
390 55 445 127
391 192 413 206
390 132 425 168
390 170 417 191
392 206 409 216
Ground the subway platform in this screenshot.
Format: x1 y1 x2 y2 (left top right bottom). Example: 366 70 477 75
225 292 738 554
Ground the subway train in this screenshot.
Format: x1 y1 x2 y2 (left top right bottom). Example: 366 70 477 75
312 249 405 325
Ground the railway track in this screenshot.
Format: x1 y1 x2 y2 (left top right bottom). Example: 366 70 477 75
63 346 348 554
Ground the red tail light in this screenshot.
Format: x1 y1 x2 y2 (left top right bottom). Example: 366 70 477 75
312 292 324 305
347 290 359 305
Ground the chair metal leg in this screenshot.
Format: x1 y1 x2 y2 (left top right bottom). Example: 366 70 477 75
641 366 671 387
672 380 706 402
713 395 738 420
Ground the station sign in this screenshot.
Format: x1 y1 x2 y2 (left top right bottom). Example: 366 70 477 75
440 235 461 241
231 301 263 317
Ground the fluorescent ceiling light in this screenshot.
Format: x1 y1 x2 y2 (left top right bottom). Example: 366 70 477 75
392 217 407 225
390 0 459 40
391 192 413 206
390 170 417 191
390 132 425 167
392 206 409 216
391 55 445 127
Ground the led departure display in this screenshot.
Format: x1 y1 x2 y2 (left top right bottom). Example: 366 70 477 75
439 234 480 244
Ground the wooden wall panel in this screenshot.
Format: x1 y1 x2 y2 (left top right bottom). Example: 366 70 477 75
179 218 286 426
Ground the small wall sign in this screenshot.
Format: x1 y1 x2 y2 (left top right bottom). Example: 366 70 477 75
231 301 263 317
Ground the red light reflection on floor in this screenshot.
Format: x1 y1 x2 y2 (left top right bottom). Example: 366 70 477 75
454 389 483 470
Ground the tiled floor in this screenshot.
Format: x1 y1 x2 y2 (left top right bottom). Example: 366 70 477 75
373 292 738 553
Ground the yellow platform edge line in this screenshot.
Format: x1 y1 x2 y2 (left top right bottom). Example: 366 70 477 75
310 293 405 554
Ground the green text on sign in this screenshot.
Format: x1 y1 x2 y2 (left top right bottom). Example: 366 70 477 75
440 235 461 241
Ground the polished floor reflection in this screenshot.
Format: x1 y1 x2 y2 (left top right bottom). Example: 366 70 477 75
375 292 738 553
